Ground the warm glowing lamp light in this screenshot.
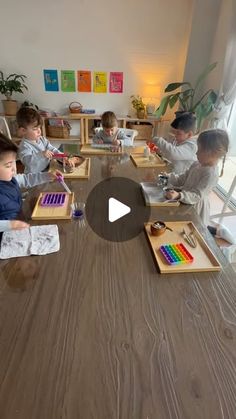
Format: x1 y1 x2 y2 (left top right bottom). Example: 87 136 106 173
142 84 161 115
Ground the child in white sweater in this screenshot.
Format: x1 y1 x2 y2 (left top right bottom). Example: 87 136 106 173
153 112 197 173
17 107 74 173
164 129 229 226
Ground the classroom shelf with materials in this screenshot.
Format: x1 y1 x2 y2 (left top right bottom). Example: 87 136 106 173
2 114 85 144
81 114 170 144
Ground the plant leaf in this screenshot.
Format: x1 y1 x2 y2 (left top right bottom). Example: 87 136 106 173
165 82 191 92
153 95 171 118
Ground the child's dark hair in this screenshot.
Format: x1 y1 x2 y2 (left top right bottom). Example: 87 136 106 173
197 129 229 176
16 107 42 128
0 133 18 158
101 111 118 129
171 112 197 133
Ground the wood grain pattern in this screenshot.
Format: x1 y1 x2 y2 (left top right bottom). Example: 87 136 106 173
0 157 236 419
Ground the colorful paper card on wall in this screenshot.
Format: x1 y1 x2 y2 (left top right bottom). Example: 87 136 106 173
109 72 123 93
43 70 59 92
77 70 92 92
61 70 76 92
93 72 107 93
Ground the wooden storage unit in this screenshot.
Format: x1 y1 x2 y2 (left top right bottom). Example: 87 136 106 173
82 114 169 143
43 115 84 143
2 114 85 144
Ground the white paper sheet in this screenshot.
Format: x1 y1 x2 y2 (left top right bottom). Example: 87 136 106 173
0 225 60 259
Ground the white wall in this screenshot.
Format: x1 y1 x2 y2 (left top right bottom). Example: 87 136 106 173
0 0 193 117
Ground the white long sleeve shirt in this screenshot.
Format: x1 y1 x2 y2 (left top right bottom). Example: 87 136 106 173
168 162 219 225
153 136 198 174
18 136 60 173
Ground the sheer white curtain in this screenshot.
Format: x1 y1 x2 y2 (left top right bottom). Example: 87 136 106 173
210 0 236 129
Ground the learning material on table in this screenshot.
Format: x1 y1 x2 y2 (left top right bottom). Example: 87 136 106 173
144 220 221 273
31 192 74 220
141 182 180 206
130 153 167 168
80 144 123 155
50 157 91 179
159 243 194 265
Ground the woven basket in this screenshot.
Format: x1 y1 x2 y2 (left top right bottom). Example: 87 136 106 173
46 125 70 139
127 123 153 140
69 101 82 114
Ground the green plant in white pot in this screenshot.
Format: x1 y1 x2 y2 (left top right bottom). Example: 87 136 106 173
154 62 218 129
0 71 28 115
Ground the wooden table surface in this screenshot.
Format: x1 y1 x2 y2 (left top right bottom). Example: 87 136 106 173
0 154 236 419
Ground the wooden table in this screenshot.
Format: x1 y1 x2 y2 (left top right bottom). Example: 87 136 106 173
0 155 236 419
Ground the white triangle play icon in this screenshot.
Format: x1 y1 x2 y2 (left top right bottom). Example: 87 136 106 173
108 197 131 223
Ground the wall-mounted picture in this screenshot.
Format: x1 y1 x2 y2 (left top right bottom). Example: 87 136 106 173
77 70 92 92
93 71 107 93
43 69 59 91
61 70 76 92
109 72 123 93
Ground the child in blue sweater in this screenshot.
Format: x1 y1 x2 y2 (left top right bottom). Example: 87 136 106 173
0 133 58 233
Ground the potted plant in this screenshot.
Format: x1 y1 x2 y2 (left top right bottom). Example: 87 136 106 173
131 95 146 119
0 71 28 115
154 62 218 129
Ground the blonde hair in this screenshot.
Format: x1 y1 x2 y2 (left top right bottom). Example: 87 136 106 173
197 129 229 177
101 111 118 129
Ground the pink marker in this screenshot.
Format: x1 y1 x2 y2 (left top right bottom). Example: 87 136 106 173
56 174 72 194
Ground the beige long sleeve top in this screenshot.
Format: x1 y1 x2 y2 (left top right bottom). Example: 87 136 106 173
167 162 219 225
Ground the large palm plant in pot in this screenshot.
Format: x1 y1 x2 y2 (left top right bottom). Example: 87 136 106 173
0 71 28 115
154 62 218 129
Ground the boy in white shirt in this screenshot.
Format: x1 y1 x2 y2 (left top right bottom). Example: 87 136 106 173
153 112 197 174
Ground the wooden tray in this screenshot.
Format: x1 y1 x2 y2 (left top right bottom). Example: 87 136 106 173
80 144 123 155
31 192 74 220
50 157 91 179
130 153 167 168
141 182 180 207
144 221 221 273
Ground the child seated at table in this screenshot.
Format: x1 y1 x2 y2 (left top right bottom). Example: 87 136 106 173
17 107 75 173
163 129 229 227
153 112 197 173
0 133 59 233
93 111 132 147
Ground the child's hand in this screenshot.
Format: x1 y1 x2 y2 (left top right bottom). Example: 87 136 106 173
66 157 76 168
49 170 63 181
165 189 180 200
112 139 120 146
94 139 104 144
42 150 54 159
10 220 30 230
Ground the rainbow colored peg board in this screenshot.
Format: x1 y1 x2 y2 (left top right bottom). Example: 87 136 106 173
159 243 194 265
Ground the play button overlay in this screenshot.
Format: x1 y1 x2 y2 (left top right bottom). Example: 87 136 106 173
86 177 150 242
108 198 131 222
